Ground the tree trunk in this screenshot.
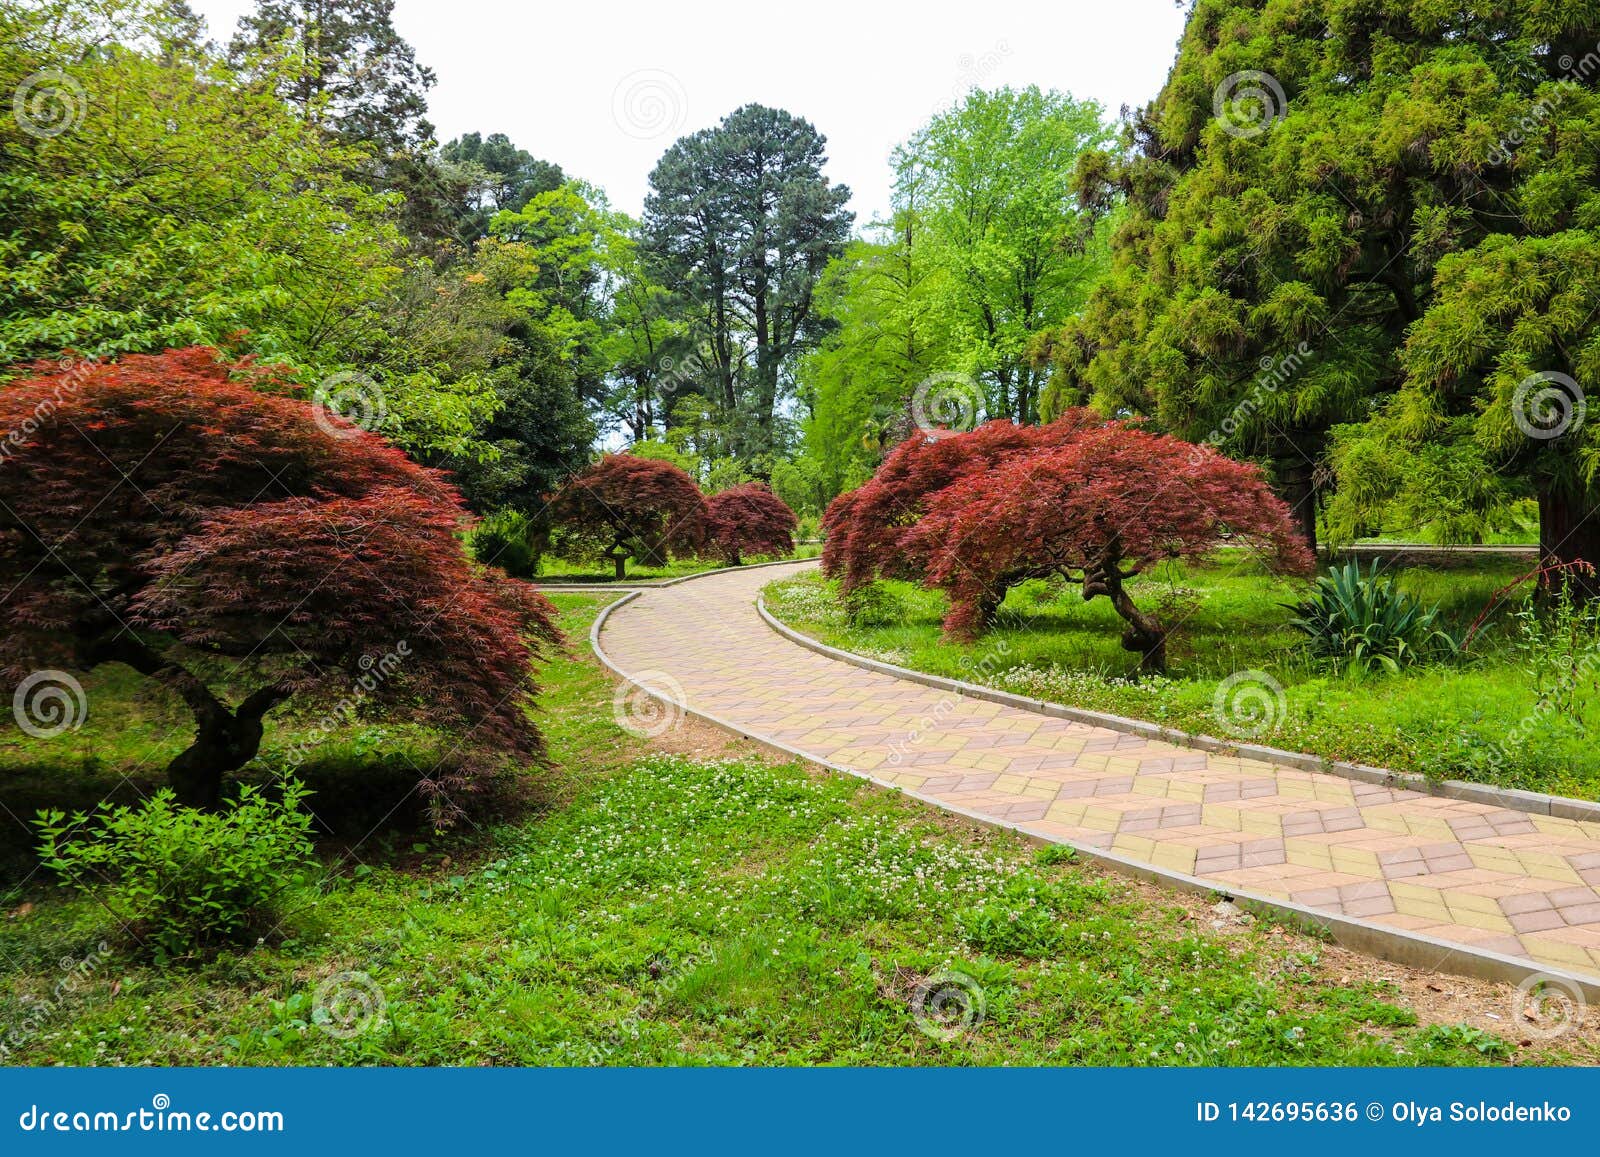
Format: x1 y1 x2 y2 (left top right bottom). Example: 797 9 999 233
1273 454 1319 556
1108 585 1167 674
78 635 292 809
1083 543 1167 674
1538 484 1600 602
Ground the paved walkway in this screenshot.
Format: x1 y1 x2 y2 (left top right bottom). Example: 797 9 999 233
598 562 1600 981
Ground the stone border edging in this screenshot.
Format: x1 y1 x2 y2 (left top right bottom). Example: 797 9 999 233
589 577 1600 1002
753 574 1600 826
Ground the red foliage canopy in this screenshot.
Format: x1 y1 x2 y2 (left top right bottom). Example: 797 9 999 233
549 454 707 577
0 348 560 815
908 423 1315 664
703 482 798 566
821 415 1102 592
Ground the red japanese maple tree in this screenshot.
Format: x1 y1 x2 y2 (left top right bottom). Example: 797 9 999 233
703 482 798 566
0 349 560 815
549 454 707 578
907 424 1315 669
822 415 1102 592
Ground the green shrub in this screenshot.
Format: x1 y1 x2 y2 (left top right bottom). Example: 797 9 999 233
470 510 540 578
35 782 318 961
1512 581 1600 715
1285 562 1458 673
843 581 906 628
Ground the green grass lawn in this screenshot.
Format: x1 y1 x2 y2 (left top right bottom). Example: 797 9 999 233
3 593 1589 1066
535 544 821 584
762 555 1600 801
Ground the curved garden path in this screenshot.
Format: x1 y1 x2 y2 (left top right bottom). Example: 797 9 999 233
595 561 1600 988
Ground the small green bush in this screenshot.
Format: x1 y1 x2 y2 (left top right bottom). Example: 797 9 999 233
470 510 540 578
1512 581 1600 714
843 581 906 628
35 782 319 961
1285 561 1458 674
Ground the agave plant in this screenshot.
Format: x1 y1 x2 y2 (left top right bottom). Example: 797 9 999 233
1285 561 1459 674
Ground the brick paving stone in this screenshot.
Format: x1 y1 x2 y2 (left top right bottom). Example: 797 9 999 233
598 562 1600 980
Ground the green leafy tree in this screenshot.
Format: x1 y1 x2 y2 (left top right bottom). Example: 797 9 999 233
643 104 854 460
229 0 434 155
1041 0 1600 566
437 131 565 244
799 218 945 496
900 86 1113 424
0 2 499 459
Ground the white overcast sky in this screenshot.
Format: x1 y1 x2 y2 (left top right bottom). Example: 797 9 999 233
186 0 1190 226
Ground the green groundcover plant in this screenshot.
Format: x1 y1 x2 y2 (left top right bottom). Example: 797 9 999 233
35 782 319 962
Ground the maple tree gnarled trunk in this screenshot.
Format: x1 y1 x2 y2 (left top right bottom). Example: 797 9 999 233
1538 485 1600 603
1081 545 1167 674
81 633 292 810
165 688 288 810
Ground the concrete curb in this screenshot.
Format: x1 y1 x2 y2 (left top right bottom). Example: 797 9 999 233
590 576 1600 1001
752 570 1600 826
